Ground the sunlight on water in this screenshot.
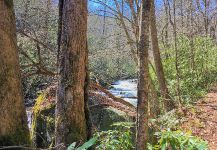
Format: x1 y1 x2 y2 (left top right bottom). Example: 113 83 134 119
109 79 137 106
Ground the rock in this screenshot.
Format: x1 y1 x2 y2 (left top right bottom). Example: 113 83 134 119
90 106 133 131
31 86 56 148
30 84 134 148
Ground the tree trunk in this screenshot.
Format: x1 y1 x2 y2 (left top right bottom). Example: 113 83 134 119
44 0 51 41
55 0 88 148
163 0 169 49
150 0 175 111
189 0 195 70
136 0 151 149
0 0 30 146
113 0 138 66
172 0 182 105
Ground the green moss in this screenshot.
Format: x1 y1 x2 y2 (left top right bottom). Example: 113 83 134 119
65 125 87 145
99 107 131 130
46 116 55 130
31 93 46 139
0 127 30 148
90 107 132 131
31 92 55 148
32 93 47 114
4 0 14 9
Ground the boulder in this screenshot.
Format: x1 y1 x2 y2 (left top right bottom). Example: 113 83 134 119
30 84 135 148
31 86 56 148
90 106 132 131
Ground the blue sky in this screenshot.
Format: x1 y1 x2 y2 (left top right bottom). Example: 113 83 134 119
53 0 164 11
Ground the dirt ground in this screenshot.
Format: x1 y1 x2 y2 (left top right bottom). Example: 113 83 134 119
182 86 217 150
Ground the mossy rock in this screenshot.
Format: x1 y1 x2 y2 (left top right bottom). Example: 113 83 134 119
31 92 55 149
90 107 133 131
31 85 133 148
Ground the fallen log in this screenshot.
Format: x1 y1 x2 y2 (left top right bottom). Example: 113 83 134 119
90 82 136 109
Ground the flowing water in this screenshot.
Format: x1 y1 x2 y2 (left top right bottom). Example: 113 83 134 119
109 79 137 106
26 79 138 127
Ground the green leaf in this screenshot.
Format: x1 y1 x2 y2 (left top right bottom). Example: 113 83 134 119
161 139 167 150
67 142 76 150
76 137 97 150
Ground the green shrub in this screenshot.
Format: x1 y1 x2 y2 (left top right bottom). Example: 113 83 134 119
67 137 97 150
95 122 134 150
149 129 208 150
162 36 217 104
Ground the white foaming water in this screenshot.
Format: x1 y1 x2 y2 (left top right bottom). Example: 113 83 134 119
26 109 32 128
109 79 137 106
26 79 138 128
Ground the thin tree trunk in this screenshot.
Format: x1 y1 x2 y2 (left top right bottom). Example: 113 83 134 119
44 0 51 41
163 0 169 48
189 0 195 70
149 77 160 117
172 0 182 105
0 0 30 146
102 0 107 35
113 0 138 65
150 0 175 111
136 0 151 149
55 0 88 148
23 0 30 30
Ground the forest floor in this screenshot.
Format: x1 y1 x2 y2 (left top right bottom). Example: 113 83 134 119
182 84 217 150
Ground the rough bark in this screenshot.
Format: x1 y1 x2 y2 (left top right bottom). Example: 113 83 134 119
55 0 88 149
84 42 92 139
150 0 175 111
136 0 151 149
0 0 30 146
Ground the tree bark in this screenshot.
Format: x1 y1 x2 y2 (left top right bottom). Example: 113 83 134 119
163 0 169 49
189 0 195 70
150 0 175 111
0 0 30 146
55 0 89 148
172 0 182 105
44 0 51 41
136 0 151 149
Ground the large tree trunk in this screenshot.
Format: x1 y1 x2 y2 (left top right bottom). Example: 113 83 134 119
150 0 175 111
55 0 88 148
136 0 151 149
0 0 30 146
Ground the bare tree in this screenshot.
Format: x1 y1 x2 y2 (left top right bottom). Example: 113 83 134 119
150 0 175 111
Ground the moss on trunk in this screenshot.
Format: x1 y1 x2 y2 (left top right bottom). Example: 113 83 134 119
31 92 55 148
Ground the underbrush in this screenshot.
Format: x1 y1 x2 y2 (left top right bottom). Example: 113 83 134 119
67 120 208 150
148 130 208 150
161 36 217 104
67 36 215 150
